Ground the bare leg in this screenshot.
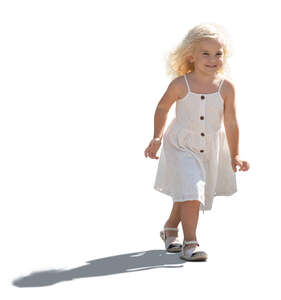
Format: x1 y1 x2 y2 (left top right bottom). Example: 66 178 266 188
164 202 181 237
180 200 200 249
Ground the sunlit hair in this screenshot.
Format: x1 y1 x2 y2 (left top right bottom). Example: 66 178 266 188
165 22 233 79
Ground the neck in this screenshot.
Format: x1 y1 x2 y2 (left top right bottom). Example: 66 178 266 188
191 69 219 83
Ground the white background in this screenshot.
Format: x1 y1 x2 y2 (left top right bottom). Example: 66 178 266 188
1 0 280 298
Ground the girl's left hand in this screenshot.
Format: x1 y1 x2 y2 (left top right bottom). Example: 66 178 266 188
231 155 250 172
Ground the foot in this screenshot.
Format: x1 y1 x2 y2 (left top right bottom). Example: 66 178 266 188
183 241 199 256
181 240 208 261
163 225 180 245
160 225 182 252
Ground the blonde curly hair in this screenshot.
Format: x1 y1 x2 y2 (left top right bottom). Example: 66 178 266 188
165 22 233 79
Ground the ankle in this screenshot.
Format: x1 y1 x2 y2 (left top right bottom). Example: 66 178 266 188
183 239 199 249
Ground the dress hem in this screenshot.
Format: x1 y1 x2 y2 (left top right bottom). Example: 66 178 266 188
154 185 201 197
154 185 237 211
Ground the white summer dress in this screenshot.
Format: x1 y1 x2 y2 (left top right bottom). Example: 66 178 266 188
153 72 237 213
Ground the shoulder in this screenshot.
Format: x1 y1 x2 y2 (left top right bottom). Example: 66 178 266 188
169 75 185 89
220 78 236 103
164 75 186 100
170 75 188 100
157 75 185 111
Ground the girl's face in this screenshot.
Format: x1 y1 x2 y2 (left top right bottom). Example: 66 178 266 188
188 38 224 74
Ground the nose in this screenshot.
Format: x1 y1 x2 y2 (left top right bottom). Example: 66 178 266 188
209 56 217 62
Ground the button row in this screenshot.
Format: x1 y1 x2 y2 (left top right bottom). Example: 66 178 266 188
200 95 205 151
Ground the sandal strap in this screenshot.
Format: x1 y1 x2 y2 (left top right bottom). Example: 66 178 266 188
164 227 178 231
161 227 179 240
183 240 199 246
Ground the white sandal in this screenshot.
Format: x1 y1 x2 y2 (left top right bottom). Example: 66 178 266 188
160 227 182 253
179 240 208 261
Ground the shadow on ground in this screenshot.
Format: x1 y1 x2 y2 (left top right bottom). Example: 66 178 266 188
12 249 201 287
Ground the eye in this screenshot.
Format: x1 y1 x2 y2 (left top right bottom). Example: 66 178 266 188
202 52 223 56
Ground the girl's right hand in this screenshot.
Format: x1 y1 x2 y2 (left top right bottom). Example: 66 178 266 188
231 155 250 172
144 139 162 159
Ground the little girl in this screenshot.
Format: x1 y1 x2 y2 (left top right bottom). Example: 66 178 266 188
144 23 250 261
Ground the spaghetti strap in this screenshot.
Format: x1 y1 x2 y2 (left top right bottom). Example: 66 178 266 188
184 74 190 92
218 78 224 93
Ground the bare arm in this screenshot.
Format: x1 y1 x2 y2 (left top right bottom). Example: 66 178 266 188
223 80 240 158
153 78 180 140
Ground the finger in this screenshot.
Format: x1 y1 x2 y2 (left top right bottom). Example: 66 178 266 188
241 161 247 171
243 162 250 171
152 153 159 159
237 160 244 171
240 162 246 171
145 148 153 158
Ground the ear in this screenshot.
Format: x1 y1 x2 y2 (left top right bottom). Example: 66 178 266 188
186 55 194 63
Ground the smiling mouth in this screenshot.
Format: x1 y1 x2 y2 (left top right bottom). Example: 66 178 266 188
206 65 216 68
